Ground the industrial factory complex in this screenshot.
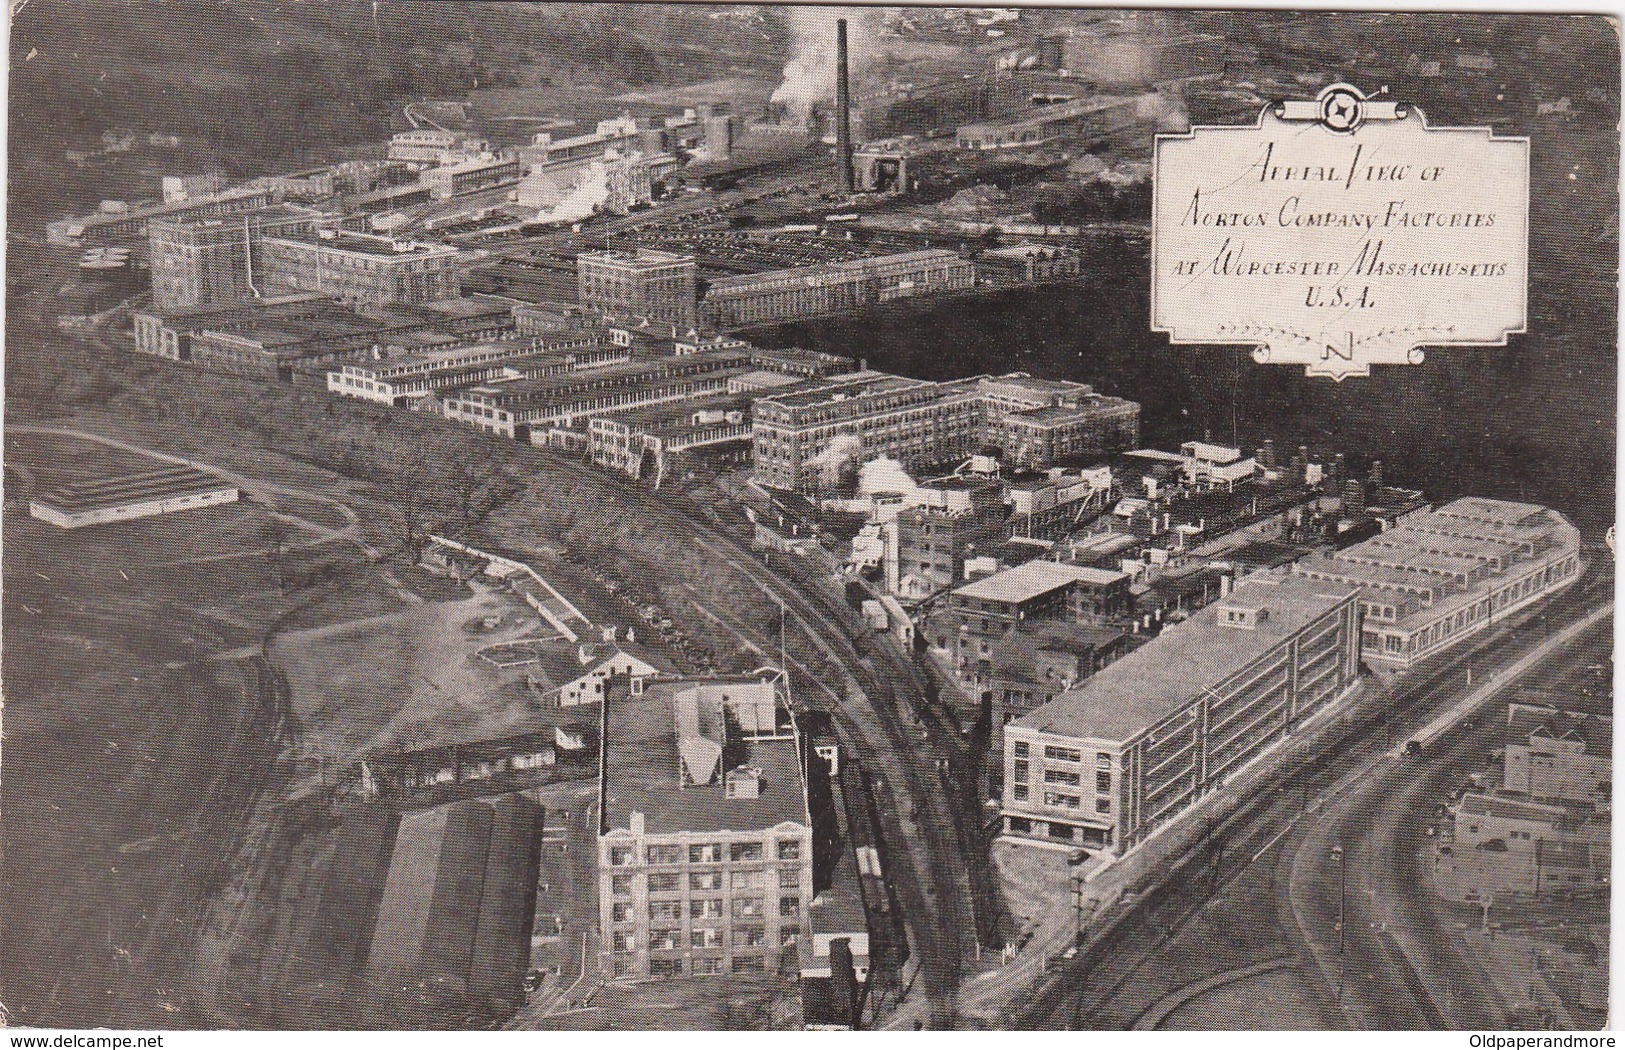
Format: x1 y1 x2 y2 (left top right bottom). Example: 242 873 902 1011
20 3 1607 1036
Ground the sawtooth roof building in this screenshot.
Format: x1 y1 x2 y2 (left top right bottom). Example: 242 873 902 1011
1291 498 1581 668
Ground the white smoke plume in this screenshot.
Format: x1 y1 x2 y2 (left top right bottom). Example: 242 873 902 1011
807 434 865 488
769 6 886 122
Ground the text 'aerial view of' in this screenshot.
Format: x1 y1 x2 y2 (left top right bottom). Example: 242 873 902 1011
1 1 1617 1038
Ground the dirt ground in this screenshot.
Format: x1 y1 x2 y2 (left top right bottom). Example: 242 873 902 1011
269 583 560 767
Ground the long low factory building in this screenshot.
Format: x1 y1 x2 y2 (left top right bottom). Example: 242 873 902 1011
701 249 976 328
1001 573 1361 854
441 348 753 439
1292 497 1581 669
587 394 755 484
30 465 240 528
327 331 626 406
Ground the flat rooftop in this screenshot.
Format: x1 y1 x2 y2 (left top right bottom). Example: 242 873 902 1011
602 684 806 836
264 228 459 259
34 465 235 513
1013 574 1357 743
757 372 942 412
598 393 752 434
955 560 1127 606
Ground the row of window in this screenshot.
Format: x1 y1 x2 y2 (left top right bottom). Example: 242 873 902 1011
614 895 802 925
610 839 801 866
611 925 801 954
615 954 774 978
1013 741 1113 769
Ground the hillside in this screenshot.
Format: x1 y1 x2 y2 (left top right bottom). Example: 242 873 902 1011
8 0 785 219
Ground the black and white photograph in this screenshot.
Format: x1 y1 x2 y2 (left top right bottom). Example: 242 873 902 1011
0 1 1617 1037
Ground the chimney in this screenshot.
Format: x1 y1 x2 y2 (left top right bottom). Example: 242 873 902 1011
1369 458 1384 490
835 18 855 194
1261 438 1276 468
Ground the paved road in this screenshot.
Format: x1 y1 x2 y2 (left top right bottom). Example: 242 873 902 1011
1291 604 1613 1029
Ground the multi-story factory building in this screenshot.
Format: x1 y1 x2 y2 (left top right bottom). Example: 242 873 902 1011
893 474 1009 596
148 204 332 311
258 228 463 306
588 394 754 485
979 374 1142 469
928 559 1131 682
752 371 1141 492
1291 498 1581 669
576 248 698 329
1002 574 1361 853
597 676 814 980
701 249 975 328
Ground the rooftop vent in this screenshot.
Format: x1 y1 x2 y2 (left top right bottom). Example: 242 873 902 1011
724 766 763 799
1217 603 1269 630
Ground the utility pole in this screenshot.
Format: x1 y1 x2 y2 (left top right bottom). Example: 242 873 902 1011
1330 840 1347 1003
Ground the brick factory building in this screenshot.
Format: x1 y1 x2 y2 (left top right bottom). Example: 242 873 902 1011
1291 497 1581 669
751 371 1141 492
257 228 463 306
928 559 1131 683
1001 574 1361 853
597 676 814 980
147 204 332 311
577 248 698 329
701 249 976 328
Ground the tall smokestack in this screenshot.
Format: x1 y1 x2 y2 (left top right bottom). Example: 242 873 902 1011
835 18 854 193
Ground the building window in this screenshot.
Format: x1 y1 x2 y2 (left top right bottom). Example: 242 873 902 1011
694 957 723 975
730 842 763 862
691 928 724 948
1044 769 1081 785
1096 772 1112 793
1014 741 1029 758
647 845 682 865
650 958 682 978
733 956 765 973
691 871 723 891
1013 759 1030 781
1008 817 1031 833
1044 746 1082 763
609 846 635 866
612 931 636 953
779 896 801 918
649 872 681 893
612 959 633 978
1096 798 1112 814
611 874 634 896
735 926 768 948
612 902 633 923
777 840 802 861
1044 792 1081 809
650 902 683 923
689 843 722 863
1096 752 1112 769
1013 785 1029 801
650 928 681 950
780 868 802 890
781 925 802 946
730 870 763 890
731 897 764 919
690 899 724 919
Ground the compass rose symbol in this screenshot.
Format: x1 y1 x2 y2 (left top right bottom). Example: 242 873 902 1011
1318 84 1365 133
